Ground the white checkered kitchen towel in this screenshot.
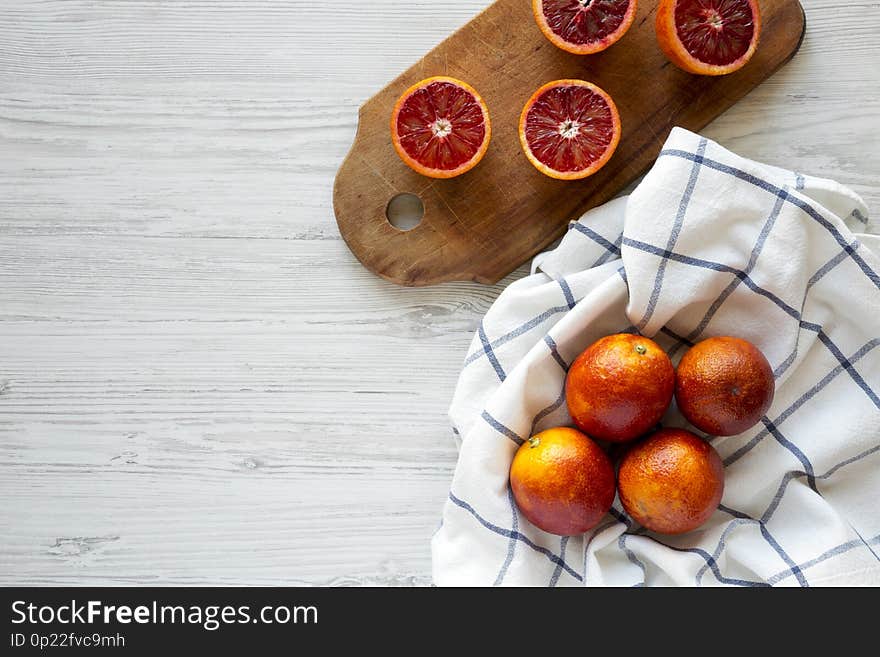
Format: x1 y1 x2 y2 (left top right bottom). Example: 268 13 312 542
432 127 880 587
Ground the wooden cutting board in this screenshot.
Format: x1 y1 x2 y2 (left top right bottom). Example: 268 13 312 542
333 0 806 286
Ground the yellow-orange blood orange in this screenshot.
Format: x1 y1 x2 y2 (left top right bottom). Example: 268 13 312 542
510 427 615 536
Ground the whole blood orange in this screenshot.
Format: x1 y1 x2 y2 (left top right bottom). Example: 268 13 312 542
655 0 761 76
519 80 621 180
566 334 675 443
532 0 638 55
390 76 491 179
618 428 724 535
510 427 615 536
675 336 775 436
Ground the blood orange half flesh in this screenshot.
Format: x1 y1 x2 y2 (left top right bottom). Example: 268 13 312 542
656 0 761 75
519 80 621 180
391 76 491 179
533 0 638 55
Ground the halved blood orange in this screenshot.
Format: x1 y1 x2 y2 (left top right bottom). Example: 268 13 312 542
656 0 762 76
390 76 491 179
532 0 638 55
519 80 621 181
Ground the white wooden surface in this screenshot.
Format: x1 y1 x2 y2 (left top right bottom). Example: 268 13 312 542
0 0 878 586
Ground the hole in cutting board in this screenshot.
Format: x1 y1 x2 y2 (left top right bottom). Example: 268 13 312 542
386 193 424 231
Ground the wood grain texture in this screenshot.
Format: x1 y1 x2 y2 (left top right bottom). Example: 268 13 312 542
0 0 878 586
334 0 805 286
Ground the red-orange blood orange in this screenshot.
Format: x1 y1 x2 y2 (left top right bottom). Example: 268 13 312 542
675 336 775 436
656 0 762 76
618 428 725 535
390 76 491 179
519 80 621 181
533 0 638 55
566 334 675 443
